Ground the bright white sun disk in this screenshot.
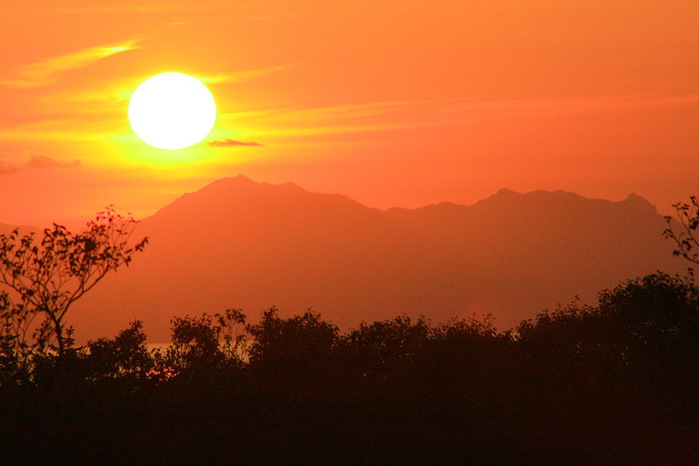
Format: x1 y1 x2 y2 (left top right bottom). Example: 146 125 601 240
128 72 216 150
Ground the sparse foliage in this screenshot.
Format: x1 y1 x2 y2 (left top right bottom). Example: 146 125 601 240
665 196 699 266
163 309 247 377
0 207 148 363
86 320 153 382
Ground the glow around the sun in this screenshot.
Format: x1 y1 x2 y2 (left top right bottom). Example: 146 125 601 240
128 72 216 150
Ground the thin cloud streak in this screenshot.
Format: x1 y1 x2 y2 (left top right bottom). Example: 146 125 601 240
1 40 141 88
201 65 294 84
225 92 699 136
206 139 265 148
0 117 121 142
0 156 80 176
207 91 699 154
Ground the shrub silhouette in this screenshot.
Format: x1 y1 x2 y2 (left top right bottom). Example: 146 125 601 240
0 269 697 462
86 320 153 383
247 307 338 377
597 273 699 370
162 309 247 378
336 314 433 380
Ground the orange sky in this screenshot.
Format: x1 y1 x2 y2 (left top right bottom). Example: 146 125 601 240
1 0 697 227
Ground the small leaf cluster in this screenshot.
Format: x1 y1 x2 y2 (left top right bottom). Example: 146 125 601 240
665 195 699 266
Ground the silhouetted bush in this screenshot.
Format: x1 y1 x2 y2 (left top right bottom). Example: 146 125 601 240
247 307 338 377
160 309 247 379
1 272 698 463
86 320 153 383
337 314 431 377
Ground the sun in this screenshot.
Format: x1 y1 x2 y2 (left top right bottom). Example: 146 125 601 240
128 72 216 150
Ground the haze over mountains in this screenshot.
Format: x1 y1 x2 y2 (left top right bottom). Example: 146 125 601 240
66 175 686 342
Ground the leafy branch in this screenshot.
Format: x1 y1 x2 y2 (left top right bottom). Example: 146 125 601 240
0 206 148 362
664 196 699 266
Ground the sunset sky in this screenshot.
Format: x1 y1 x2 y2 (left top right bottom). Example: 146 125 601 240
1 0 697 227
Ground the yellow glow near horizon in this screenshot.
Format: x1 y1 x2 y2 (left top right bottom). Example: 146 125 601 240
128 72 216 150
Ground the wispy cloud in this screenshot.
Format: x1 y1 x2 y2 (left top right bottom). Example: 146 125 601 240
214 92 699 147
1 40 140 88
0 156 80 176
206 139 265 148
201 65 294 84
216 100 446 141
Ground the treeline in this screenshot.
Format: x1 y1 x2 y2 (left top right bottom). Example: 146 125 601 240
1 272 698 463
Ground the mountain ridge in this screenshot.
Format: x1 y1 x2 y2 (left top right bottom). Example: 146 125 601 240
11 175 685 342
150 175 658 219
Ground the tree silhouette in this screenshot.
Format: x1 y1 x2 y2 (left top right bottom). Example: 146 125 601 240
597 272 699 369
339 314 431 377
86 320 154 382
515 272 699 381
247 307 338 377
665 196 699 265
0 207 147 362
163 309 247 377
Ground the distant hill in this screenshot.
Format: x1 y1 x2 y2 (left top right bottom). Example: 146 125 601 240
66 175 686 342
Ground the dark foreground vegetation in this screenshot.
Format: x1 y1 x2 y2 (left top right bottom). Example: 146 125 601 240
0 272 697 463
0 199 698 463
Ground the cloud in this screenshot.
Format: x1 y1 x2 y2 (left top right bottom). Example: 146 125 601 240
0 156 80 175
1 40 140 88
236 92 699 141
206 139 265 148
201 65 294 84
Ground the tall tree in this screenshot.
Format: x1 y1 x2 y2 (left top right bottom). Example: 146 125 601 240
0 207 147 361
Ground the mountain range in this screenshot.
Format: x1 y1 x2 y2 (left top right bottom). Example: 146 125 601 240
58 175 688 342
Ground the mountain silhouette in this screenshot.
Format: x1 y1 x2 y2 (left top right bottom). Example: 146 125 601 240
69 176 684 342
